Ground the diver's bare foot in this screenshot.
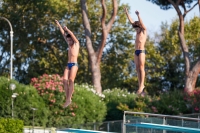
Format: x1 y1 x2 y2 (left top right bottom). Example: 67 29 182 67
140 92 146 97
136 86 145 95
136 90 143 95
63 100 72 108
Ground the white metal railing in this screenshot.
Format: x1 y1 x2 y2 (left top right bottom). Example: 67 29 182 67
24 127 56 133
123 111 200 133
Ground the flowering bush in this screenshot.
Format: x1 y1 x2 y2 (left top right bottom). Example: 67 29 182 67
31 74 106 127
31 74 64 108
115 90 191 117
150 90 189 115
184 88 200 113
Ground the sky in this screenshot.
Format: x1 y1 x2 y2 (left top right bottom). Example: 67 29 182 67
121 0 199 34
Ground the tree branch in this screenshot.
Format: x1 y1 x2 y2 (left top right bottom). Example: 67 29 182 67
106 0 118 31
183 2 198 18
168 0 184 34
181 2 187 15
101 0 107 30
96 0 107 64
80 0 95 56
168 0 182 17
97 0 118 63
178 31 190 76
176 0 181 6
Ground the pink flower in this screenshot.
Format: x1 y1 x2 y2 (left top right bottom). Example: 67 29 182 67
194 107 199 111
31 78 38 83
71 112 75 116
51 87 56 90
151 106 158 113
34 83 40 87
45 82 51 88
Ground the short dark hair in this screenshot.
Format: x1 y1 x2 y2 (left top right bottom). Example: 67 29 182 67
66 33 71 38
132 21 141 28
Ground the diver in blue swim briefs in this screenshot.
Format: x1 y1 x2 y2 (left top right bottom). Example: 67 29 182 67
124 7 147 95
55 20 80 108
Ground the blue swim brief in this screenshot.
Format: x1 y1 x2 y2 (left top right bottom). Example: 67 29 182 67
67 63 78 70
135 50 146 56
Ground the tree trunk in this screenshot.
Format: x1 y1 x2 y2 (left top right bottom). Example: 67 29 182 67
80 0 117 93
169 0 199 93
91 60 102 93
185 58 200 92
80 0 102 93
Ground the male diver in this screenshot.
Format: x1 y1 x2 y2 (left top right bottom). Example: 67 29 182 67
55 20 80 107
124 7 147 95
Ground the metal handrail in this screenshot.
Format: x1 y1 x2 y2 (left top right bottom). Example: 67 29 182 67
124 111 200 121
123 111 200 133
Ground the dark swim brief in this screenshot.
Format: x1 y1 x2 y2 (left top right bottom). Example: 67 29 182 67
135 50 146 56
67 63 78 70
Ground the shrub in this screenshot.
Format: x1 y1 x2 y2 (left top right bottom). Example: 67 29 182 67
116 94 152 116
0 118 23 133
31 74 107 127
116 90 191 117
150 90 190 115
103 88 137 121
0 77 48 127
184 88 200 113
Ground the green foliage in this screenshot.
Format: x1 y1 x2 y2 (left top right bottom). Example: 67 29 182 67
116 90 191 116
0 118 23 133
103 88 137 120
144 37 166 94
117 95 152 115
100 3 135 90
146 0 195 10
31 74 107 127
131 96 152 113
0 76 48 127
150 90 190 115
116 91 188 117
104 88 200 119
185 17 200 64
156 19 184 91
